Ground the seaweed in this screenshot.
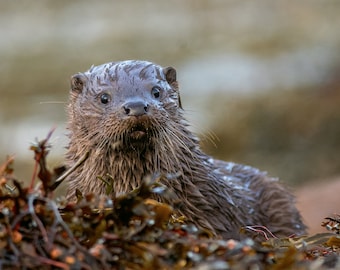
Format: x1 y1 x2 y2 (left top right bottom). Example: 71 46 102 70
0 130 339 269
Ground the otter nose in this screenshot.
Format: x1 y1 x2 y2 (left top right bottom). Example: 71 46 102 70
123 101 149 116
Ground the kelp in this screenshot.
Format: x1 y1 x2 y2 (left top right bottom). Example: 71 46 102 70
0 131 339 269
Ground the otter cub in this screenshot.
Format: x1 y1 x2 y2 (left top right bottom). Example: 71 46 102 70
65 60 306 239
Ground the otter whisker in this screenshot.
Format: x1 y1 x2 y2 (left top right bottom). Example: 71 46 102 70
55 151 89 185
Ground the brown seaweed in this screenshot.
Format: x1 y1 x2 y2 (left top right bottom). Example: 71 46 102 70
0 131 339 269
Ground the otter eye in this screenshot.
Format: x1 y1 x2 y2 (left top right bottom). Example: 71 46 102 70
151 86 161 99
100 93 111 104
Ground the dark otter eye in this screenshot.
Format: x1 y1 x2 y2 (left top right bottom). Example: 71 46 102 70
151 86 161 99
100 93 111 104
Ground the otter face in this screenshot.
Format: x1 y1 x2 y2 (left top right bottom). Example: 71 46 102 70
69 60 182 151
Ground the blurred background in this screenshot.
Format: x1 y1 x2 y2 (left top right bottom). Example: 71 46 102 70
1 0 340 233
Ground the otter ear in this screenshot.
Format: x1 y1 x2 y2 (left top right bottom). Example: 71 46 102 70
163 66 177 84
163 66 182 109
70 73 86 93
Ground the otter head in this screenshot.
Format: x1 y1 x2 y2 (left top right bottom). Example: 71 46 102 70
68 60 183 152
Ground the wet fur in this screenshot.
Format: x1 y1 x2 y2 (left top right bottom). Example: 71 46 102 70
66 60 306 239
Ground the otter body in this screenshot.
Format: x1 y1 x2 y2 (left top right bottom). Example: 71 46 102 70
66 60 306 239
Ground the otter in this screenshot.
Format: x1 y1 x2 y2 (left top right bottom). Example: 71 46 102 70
65 60 306 239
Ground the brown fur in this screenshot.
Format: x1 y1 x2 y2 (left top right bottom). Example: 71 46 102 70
65 60 306 239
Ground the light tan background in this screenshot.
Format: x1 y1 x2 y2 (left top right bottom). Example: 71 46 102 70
1 1 340 234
